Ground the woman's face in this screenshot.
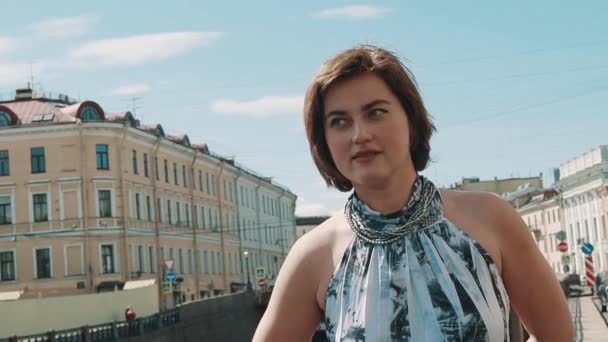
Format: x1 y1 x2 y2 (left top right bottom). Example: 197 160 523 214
323 73 413 189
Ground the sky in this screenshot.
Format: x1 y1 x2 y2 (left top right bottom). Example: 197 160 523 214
1 1 607 216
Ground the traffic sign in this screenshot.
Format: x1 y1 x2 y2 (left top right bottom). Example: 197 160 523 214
563 265 570 273
582 242 594 256
561 254 570 265
255 266 266 280
258 279 266 287
556 231 567 241
164 271 177 283
557 241 568 253
162 281 173 294
165 259 174 270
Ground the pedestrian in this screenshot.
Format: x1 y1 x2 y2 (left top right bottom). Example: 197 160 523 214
254 45 574 341
125 305 137 336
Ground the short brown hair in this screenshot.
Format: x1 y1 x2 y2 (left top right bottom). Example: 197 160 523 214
303 45 436 192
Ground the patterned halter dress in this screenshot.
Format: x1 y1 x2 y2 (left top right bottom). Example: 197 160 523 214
324 175 510 341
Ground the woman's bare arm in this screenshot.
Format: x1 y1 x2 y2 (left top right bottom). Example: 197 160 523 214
253 229 328 341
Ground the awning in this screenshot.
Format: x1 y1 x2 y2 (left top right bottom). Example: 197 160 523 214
123 279 156 290
0 290 23 301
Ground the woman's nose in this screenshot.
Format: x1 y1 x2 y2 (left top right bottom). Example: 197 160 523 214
352 121 372 144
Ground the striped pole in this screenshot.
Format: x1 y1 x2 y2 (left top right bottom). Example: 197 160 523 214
585 255 595 288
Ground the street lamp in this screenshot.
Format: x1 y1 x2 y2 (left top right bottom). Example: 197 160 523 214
244 251 252 290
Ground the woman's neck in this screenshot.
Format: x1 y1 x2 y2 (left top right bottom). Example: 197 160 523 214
353 169 417 214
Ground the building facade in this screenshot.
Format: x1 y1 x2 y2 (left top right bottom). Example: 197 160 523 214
557 145 608 275
0 89 297 307
451 176 543 195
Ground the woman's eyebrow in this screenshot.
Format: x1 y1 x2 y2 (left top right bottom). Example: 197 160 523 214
325 99 391 118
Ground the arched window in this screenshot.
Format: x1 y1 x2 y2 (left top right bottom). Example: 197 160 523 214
0 112 11 127
80 106 101 121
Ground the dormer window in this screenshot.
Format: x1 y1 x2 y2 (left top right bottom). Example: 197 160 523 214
81 106 101 121
0 112 10 127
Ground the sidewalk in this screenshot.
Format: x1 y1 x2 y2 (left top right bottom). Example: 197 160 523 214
569 296 608 341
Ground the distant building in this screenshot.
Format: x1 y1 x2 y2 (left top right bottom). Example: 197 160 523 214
295 216 330 239
451 176 543 196
0 88 297 306
556 145 608 275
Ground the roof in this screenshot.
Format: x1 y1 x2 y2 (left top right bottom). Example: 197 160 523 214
0 100 78 125
123 279 156 290
0 290 23 301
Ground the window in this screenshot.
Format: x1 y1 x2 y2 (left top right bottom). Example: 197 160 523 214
173 163 178 185
33 193 48 222
229 182 233 202
176 202 182 225
206 173 210 194
157 198 162 223
211 251 216 274
146 195 152 222
188 249 193 274
185 204 190 227
149 246 156 274
101 244 115 274
138 245 145 273
228 254 233 274
132 150 138 175
201 207 206 229
0 250 15 281
35 248 51 279
164 160 169 183
212 175 216 195
199 171 203 192
0 196 11 225
218 251 223 274
0 150 9 176
96 144 109 170
223 179 227 199
143 153 149 177
80 106 100 121
203 251 209 274
155 157 159 181
98 190 112 218
31 147 46 173
135 193 141 220
0 112 11 127
167 200 172 224
178 249 184 274
182 165 187 188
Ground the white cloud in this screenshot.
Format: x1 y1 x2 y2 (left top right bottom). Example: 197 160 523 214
68 31 223 67
30 15 97 39
0 62 47 86
314 5 391 20
210 95 303 117
296 198 330 217
0 36 20 55
111 83 152 96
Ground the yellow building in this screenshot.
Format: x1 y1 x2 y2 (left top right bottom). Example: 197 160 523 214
0 88 296 307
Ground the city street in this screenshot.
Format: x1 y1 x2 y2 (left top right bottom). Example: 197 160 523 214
569 295 608 341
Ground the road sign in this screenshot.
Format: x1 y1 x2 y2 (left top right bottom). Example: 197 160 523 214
563 265 570 273
582 242 594 256
255 266 266 280
561 254 570 265
585 255 595 287
162 281 173 294
164 271 177 283
258 279 266 287
557 241 568 253
556 231 567 241
165 259 174 270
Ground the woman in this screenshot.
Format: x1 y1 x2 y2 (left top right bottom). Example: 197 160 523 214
254 45 573 341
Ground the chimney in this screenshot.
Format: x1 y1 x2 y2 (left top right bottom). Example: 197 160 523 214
15 88 33 101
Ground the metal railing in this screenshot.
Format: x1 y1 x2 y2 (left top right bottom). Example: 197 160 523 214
0 309 180 342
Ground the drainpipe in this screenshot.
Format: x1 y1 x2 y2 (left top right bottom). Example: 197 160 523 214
77 121 93 292
233 170 244 284
118 125 130 285
254 179 263 285
189 150 200 298
216 160 227 292
151 136 162 310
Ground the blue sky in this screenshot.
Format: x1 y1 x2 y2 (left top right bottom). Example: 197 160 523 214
1 1 607 216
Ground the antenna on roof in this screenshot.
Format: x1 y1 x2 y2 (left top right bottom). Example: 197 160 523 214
130 97 142 122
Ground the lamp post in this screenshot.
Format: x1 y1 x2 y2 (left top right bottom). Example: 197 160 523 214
244 251 252 290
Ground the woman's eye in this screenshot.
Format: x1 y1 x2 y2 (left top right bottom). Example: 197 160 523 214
329 118 346 127
369 108 387 117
